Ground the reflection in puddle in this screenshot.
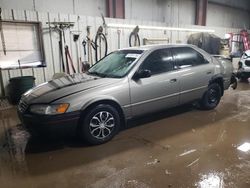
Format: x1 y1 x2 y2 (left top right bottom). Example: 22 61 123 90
196 172 224 188
1 125 30 169
179 149 197 157
7 126 30 163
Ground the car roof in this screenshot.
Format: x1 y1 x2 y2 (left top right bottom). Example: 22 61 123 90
120 44 197 51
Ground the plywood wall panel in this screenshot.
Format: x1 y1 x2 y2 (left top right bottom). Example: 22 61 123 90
0 8 248 97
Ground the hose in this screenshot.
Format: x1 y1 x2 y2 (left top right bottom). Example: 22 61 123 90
129 33 140 47
94 31 108 62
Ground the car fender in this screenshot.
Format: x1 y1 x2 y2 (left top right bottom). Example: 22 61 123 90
80 95 123 111
79 95 127 125
208 74 225 95
209 74 223 83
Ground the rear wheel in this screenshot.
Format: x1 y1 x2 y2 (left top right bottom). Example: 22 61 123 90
79 104 120 145
200 83 222 110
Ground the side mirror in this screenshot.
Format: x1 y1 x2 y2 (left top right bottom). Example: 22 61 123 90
134 69 151 79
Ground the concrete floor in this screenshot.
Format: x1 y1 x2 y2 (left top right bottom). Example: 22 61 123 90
0 82 250 188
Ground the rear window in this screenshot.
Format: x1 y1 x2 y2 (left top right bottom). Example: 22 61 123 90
173 47 208 68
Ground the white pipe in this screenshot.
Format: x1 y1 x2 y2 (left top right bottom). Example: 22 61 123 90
107 23 215 33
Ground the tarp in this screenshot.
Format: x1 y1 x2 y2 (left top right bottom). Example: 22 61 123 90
187 32 221 55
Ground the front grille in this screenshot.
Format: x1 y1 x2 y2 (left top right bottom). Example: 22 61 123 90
18 100 28 113
245 60 250 67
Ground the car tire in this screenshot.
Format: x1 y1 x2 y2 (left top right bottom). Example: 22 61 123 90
200 83 222 110
79 104 120 145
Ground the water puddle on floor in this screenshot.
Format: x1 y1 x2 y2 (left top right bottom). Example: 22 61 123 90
196 172 224 188
0 124 30 174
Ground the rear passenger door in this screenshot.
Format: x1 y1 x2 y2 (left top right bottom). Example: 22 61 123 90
172 47 214 104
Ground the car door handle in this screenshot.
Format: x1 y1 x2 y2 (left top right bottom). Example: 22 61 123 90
170 78 177 83
206 71 212 74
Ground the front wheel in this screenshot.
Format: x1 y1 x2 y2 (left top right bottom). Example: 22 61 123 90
79 104 120 145
200 83 222 110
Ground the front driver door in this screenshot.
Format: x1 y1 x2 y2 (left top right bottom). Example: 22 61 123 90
129 48 181 117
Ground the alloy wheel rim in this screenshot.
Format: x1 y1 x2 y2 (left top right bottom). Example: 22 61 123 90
208 88 218 104
89 111 115 139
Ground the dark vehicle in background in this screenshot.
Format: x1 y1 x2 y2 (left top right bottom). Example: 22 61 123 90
18 44 235 145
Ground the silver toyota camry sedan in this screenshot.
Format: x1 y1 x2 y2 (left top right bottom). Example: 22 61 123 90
18 44 235 145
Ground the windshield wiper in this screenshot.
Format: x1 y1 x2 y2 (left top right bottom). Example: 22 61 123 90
104 74 122 78
87 71 106 78
87 71 122 78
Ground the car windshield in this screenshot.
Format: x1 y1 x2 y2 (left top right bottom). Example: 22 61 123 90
88 50 143 78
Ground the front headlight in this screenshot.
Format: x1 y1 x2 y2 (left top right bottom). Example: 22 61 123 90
29 104 69 115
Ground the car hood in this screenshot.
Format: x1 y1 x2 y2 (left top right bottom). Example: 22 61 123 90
245 50 250 57
22 73 120 104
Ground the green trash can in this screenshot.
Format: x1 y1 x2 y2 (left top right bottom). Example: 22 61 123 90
9 76 35 104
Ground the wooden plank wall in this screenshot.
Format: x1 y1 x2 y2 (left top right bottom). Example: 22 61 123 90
0 8 243 97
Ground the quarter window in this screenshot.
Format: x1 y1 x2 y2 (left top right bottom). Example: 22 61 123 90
140 49 174 75
173 47 207 69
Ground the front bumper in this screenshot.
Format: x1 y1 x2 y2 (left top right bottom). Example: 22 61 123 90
237 66 250 78
237 71 250 78
18 110 81 137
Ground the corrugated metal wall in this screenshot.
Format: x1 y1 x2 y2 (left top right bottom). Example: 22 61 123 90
207 3 250 28
2 0 250 28
125 0 196 25
0 8 244 97
125 0 250 28
0 0 107 16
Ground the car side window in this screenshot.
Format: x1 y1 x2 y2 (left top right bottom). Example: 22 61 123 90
173 47 207 69
140 49 174 75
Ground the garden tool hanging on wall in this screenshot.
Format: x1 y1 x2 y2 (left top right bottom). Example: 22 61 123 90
62 29 76 74
81 39 90 72
73 33 81 73
81 35 88 72
47 21 74 73
81 26 95 71
58 25 65 73
71 16 82 73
